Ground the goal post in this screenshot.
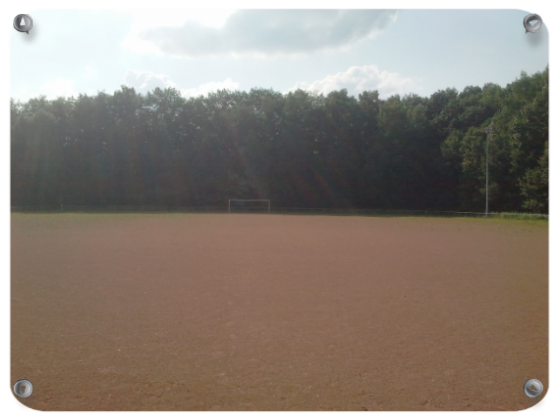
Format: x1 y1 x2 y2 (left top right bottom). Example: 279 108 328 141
228 199 271 213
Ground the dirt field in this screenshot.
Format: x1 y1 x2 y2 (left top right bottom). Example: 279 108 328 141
11 213 548 411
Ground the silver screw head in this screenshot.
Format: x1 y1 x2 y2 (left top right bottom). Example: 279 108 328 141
13 378 33 398
524 379 544 398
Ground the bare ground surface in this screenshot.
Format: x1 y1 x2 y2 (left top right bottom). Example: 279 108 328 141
11 213 548 411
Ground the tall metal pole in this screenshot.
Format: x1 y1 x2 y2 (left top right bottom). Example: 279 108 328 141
484 125 492 218
486 132 489 218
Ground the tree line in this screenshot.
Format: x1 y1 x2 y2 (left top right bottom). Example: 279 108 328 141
11 67 548 213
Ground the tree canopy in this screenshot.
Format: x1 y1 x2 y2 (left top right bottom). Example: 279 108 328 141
11 67 548 213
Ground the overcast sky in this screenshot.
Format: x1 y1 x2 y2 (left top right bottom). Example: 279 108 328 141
10 9 548 102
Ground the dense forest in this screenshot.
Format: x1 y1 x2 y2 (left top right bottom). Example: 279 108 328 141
11 67 548 213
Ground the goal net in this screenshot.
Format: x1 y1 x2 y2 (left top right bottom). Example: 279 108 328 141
228 199 271 213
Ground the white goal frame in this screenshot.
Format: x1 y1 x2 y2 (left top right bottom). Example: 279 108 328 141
228 199 270 213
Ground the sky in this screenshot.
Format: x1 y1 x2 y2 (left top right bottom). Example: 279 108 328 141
10 8 548 103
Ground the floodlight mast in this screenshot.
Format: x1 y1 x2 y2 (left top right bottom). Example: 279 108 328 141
484 125 493 218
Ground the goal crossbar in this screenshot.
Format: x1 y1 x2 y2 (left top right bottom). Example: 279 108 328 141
228 199 270 213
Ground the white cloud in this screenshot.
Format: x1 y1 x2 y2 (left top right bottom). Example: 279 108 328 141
180 78 240 98
121 9 236 55
289 64 421 99
124 70 178 93
41 78 78 99
136 10 398 58
124 70 239 98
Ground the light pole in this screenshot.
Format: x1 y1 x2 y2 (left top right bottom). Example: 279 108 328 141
484 124 493 218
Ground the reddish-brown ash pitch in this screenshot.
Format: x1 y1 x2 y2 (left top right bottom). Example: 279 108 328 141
11 213 548 410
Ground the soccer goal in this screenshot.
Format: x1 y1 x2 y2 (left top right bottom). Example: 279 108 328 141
228 199 271 213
